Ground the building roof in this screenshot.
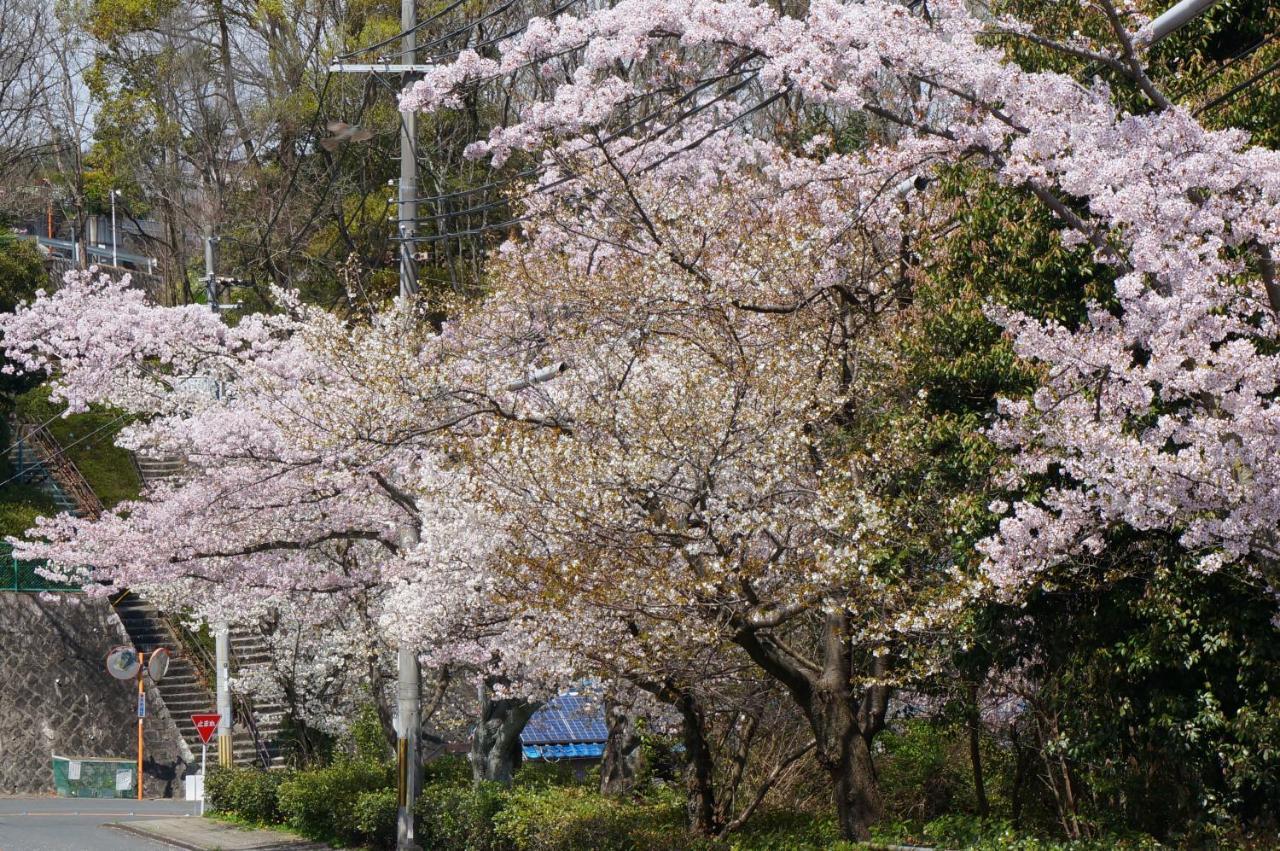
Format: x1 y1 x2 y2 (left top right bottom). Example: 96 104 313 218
520 691 607 748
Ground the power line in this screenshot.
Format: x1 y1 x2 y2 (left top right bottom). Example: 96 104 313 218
1195 55 1280 116
336 0 472 60
0 411 134 495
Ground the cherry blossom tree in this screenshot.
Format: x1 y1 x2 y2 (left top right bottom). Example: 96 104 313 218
394 0 1280 837
0 270 564 776
6 0 1280 841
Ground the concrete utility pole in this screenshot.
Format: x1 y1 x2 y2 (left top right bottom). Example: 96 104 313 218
329 11 433 301
110 190 119 267
204 234 219 310
216 625 233 767
397 0 419 300
393 5 422 840
202 237 236 769
330 4 426 847
397 645 421 849
1145 0 1223 45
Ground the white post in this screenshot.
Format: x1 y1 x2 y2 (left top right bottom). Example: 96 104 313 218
1145 0 1223 44
397 0 418 299
396 645 421 850
200 742 207 815
216 624 233 767
110 190 118 267
204 234 220 312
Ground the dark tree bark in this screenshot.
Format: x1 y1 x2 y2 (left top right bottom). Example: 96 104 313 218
732 610 884 841
674 688 718 835
968 684 990 818
631 678 719 835
600 695 646 796
470 679 540 786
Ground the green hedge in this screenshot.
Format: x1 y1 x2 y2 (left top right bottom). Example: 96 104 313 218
205 767 287 824
203 763 1170 851
416 779 509 851
205 762 395 849
492 784 694 851
277 760 394 847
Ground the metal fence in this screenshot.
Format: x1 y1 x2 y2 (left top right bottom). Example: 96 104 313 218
0 545 81 592
52 755 135 798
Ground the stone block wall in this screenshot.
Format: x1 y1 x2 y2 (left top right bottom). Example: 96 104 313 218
0 593 190 797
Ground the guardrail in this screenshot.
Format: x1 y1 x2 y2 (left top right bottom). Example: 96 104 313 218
14 418 104 520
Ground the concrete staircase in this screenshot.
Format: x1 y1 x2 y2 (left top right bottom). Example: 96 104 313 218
9 424 92 517
129 451 288 769
133 453 188 487
112 593 287 768
12 419 104 518
228 630 289 768
10 427 290 769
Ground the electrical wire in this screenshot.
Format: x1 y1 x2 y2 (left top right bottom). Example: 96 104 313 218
0 406 73 462
335 0 474 60
0 410 134 494
404 65 766 235
1170 29 1279 100
1195 56 1280 116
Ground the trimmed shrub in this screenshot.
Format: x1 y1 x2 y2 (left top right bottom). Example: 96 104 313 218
354 787 399 849
276 759 393 845
423 753 473 784
492 784 694 851
415 780 509 851
204 767 289 824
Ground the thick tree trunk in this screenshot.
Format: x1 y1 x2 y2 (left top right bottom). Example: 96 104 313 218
600 696 645 796
674 689 718 836
731 611 883 842
811 690 882 841
470 681 540 786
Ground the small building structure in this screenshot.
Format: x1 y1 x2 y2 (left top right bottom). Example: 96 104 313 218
520 691 607 763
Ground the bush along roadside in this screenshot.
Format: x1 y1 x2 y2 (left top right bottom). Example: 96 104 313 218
204 752 1181 851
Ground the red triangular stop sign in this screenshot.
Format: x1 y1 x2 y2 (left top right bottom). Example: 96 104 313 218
191 713 221 745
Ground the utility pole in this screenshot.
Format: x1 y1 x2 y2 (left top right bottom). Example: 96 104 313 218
111 190 119 267
204 234 220 310
1145 0 1223 44
397 645 421 850
397 0 419 299
393 9 422 841
330 5 425 846
203 236 236 770
216 625 233 768
329 3 432 300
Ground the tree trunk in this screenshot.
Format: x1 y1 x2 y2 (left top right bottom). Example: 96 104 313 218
470 680 539 786
968 684 990 818
600 695 645 796
674 689 718 836
729 610 885 842
811 690 882 841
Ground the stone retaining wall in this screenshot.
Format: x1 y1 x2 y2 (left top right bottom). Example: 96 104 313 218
0 593 190 797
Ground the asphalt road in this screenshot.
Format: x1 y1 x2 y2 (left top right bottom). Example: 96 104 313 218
0 796 195 850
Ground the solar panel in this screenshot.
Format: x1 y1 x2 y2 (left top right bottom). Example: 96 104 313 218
520 691 608 745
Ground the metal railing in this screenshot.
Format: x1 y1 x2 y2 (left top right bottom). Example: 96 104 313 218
14 418 104 519
144 599 275 769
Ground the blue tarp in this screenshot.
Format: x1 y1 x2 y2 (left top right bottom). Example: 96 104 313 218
521 742 606 760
